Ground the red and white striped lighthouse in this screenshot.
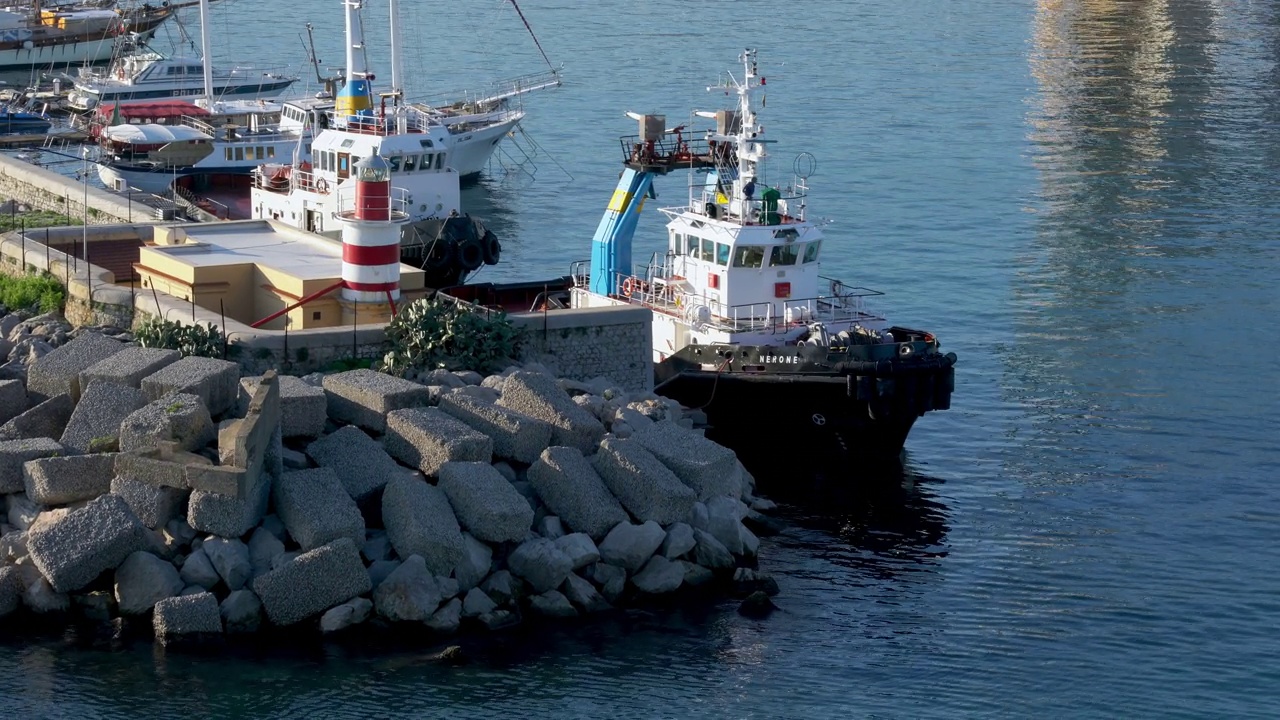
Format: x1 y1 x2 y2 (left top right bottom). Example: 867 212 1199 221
338 155 410 304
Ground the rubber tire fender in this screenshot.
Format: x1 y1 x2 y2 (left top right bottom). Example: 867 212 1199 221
481 229 501 265
457 238 484 272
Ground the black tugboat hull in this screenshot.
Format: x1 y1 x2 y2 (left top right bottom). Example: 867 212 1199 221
654 342 956 476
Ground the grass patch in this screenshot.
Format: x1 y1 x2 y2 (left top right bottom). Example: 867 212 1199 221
0 273 64 313
0 210 81 232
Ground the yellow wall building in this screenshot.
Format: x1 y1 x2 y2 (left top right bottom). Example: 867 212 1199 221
136 220 426 331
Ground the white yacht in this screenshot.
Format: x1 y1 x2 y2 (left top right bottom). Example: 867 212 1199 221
66 50 298 112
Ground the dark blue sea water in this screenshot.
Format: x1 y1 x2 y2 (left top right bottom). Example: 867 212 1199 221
4 1 1280 717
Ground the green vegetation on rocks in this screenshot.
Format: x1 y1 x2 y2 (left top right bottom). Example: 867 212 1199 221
379 296 524 376
0 210 80 232
134 317 225 358
0 273 64 313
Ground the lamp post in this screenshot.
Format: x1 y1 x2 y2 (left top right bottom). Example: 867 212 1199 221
81 145 89 265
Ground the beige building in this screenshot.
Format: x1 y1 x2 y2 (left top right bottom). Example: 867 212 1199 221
136 220 425 331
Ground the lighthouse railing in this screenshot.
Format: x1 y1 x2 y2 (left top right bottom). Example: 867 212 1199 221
334 185 412 219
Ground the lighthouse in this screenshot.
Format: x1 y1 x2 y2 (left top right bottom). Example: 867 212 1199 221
338 155 409 307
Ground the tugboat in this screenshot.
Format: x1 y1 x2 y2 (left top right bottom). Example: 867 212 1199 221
249 0 502 289
450 49 956 469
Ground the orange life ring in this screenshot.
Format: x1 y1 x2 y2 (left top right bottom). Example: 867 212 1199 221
622 277 637 297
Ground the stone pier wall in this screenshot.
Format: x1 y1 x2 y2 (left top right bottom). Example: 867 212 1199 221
511 306 654 393
0 155 164 225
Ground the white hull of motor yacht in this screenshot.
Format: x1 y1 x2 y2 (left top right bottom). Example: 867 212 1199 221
0 37 117 72
447 112 523 178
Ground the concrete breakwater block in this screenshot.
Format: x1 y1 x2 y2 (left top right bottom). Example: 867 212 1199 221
118 393 214 453
439 393 553 465
22 453 116 505
0 437 66 494
630 422 742 500
26 332 125 404
322 369 433 433
252 537 371 626
0 393 73 442
592 437 697 525
497 371 605 455
306 426 407 502
527 446 629 541
79 347 180 393
0 378 26 426
142 356 240 417
111 474 190 530
381 474 465 576
26 493 148 593
59 382 147 453
437 461 534 544
240 375 326 439
384 407 492 477
187 473 271 539
273 467 365 552
153 592 222 641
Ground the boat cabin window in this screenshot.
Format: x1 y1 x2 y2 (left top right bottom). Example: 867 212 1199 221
802 240 821 263
419 139 434 149
388 155 401 172
435 153 445 170
234 147 244 161
225 148 232 161
700 238 714 262
732 245 765 268
166 67 180 76
403 154 417 172
685 235 698 256
267 146 275 158
188 66 202 74
769 244 799 267
716 242 730 266
420 153 433 170
245 147 255 160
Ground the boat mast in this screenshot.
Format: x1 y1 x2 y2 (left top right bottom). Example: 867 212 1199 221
389 0 405 133
731 48 762 205
198 0 214 107
336 0 374 125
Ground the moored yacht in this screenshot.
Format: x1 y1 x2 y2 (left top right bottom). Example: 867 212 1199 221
66 49 298 112
445 50 957 471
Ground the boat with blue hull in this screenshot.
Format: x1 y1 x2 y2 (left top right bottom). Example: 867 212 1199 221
444 49 956 472
0 110 50 134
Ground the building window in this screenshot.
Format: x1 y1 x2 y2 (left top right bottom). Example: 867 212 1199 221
312 311 321 321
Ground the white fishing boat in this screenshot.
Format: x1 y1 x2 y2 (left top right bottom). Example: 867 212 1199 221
0 0 180 71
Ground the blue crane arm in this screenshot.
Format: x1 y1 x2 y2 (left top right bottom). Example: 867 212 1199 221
589 168 655 296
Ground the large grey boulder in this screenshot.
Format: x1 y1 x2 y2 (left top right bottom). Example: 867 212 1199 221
180 546 221 589
586 562 627 604
186 422 276 538
631 555 684 595
320 596 372 633
22 572 70 614
598 520 667 573
480 569 519 605
630 422 742 500
437 461 534 544
23 453 115 505
0 379 26 426
0 437 66 494
426 597 462 634
79 347 180 393
322 368 433 432
0 566 21 617
497 371 605 454
373 554 442 622
381 474 464 576
439 393 553 464
113 550 184 614
528 589 577 618
527 446 628 540
306 426 408 502
507 537 574 594
26 332 125 404
273 467 365 552
660 522 697 559
141 356 240 417
111 474 189 530
202 537 252 591
153 592 222 641
26 493 148 593
220 589 262 633
453 532 493 592
462 587 497 617
562 572 610 613
384 407 492 477
239 374 326 439
118 393 214 453
592 437 697 525
59 382 147 453
0 394 73 442
251 537 371 626
705 496 746 556
693 528 735 569
553 532 601 571
248 526 285 577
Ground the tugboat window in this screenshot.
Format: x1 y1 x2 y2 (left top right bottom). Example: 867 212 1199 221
388 155 401 172
700 238 715 262
774 228 800 241
670 233 682 253
803 240 822 263
733 246 765 268
716 242 730 266
234 147 244 161
435 154 444 170
769 244 798 266
403 154 416 171
686 235 699 256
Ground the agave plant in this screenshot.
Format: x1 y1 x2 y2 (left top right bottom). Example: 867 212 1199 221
135 317 225 358
378 297 524 377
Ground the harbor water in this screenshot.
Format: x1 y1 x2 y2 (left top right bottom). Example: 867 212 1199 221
4 0 1280 716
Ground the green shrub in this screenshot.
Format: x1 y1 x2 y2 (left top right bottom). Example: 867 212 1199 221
378 296 524 376
135 317 225 358
0 273 64 313
0 210 80 232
